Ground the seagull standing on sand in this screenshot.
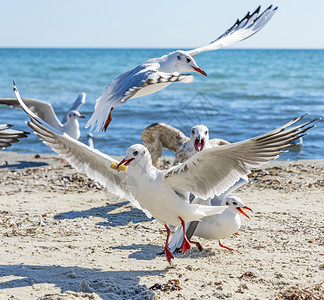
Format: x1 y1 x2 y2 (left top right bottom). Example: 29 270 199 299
142 122 229 167
86 5 278 132
0 124 29 149
14 82 317 263
168 179 252 253
0 93 86 140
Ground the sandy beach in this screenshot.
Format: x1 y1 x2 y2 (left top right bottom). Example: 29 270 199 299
0 151 323 299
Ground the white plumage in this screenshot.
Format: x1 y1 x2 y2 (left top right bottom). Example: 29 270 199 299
0 93 86 140
86 5 277 132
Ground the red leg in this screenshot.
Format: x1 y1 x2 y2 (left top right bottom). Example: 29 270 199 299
102 107 114 132
164 224 174 263
190 240 203 251
179 217 191 254
218 240 240 253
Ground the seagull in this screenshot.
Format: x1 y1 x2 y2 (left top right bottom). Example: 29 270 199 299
86 5 278 132
0 93 86 140
13 83 227 263
168 178 251 254
142 122 229 167
15 85 318 264
0 124 29 149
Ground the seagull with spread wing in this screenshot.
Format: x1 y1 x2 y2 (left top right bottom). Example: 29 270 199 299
0 124 29 149
86 5 278 132
0 93 86 140
142 122 230 167
14 83 318 263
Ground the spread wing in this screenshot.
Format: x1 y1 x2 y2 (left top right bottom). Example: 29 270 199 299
0 97 63 131
86 63 193 132
0 124 29 149
141 122 190 167
187 5 277 58
164 116 317 200
61 93 86 124
12 82 144 210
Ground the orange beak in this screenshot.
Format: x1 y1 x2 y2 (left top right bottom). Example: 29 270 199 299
117 157 134 169
192 66 207 76
236 206 253 219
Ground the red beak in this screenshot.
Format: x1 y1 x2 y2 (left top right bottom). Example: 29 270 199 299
117 157 134 169
194 138 205 152
192 66 207 76
79 115 85 119
236 206 252 219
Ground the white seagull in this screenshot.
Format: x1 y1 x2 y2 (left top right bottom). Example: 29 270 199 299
86 5 278 132
0 124 30 149
14 83 227 263
142 122 229 167
14 83 317 263
0 92 86 140
168 179 251 254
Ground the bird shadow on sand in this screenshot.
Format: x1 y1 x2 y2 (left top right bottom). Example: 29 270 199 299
0 264 163 298
111 243 218 261
54 201 150 227
0 160 48 169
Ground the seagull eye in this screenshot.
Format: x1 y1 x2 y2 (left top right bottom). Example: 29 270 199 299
133 151 138 156
205 131 208 135
225 201 229 205
233 202 237 206
191 130 195 135
186 58 191 63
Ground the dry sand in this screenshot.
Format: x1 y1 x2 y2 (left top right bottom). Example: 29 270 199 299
0 151 323 299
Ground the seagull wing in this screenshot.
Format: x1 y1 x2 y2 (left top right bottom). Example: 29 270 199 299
164 116 316 200
61 93 86 124
12 83 145 210
187 5 277 58
141 122 190 167
0 97 63 131
0 124 29 149
209 137 231 147
86 64 193 132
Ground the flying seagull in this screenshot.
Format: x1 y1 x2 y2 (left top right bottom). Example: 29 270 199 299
86 5 278 132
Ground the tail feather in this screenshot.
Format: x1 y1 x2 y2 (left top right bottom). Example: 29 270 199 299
86 96 111 132
194 204 227 217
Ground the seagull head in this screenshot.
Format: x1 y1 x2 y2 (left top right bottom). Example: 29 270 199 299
118 144 151 169
173 50 207 76
190 124 209 152
67 110 85 121
224 196 253 219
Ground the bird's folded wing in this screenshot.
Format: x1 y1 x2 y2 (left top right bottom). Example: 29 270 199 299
61 93 86 124
141 122 190 166
13 83 143 209
164 116 316 200
187 5 277 57
209 138 231 147
0 97 63 132
0 125 30 148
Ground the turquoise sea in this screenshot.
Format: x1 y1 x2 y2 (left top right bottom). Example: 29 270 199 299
0 48 323 160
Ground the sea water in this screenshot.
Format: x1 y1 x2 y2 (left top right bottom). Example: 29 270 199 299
0 48 323 160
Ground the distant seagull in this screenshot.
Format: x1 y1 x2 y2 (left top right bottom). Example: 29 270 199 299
0 124 29 149
86 133 94 149
142 122 229 167
0 92 86 140
86 5 278 132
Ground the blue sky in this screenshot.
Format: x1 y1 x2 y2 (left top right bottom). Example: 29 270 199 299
1 0 323 48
